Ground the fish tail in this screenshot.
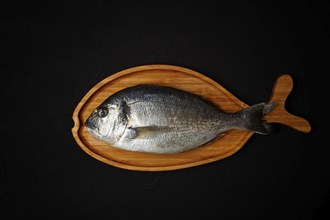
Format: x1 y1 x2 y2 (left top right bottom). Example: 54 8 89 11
239 102 276 135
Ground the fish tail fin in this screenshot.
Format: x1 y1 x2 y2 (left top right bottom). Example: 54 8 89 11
239 102 276 135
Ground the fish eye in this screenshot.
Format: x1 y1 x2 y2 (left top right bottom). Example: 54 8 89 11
97 107 108 118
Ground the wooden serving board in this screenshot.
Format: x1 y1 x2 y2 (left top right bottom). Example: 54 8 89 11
72 65 311 171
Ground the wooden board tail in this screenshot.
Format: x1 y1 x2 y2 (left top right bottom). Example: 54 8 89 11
265 74 311 133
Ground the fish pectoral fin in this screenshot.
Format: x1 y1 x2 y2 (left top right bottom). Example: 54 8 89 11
129 126 173 139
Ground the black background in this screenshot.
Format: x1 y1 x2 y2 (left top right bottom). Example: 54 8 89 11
1 1 329 219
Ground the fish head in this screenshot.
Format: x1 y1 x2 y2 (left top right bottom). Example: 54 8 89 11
85 102 128 145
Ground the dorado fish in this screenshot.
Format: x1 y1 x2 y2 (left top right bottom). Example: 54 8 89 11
85 84 275 154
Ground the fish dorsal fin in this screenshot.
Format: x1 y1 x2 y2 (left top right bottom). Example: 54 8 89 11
128 126 174 139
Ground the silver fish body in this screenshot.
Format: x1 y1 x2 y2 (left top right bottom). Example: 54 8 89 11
85 84 274 154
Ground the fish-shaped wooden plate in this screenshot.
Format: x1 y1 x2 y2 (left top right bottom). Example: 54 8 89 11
72 65 311 171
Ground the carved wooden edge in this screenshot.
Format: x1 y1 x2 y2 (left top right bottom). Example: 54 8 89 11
265 74 311 133
71 65 252 171
71 66 311 171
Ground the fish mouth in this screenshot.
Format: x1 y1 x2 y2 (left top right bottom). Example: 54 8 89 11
85 119 102 139
85 117 99 131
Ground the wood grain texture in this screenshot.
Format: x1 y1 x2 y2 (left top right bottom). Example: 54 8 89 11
265 74 311 133
72 65 311 171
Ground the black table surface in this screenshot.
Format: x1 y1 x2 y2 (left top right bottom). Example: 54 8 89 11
1 1 328 219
